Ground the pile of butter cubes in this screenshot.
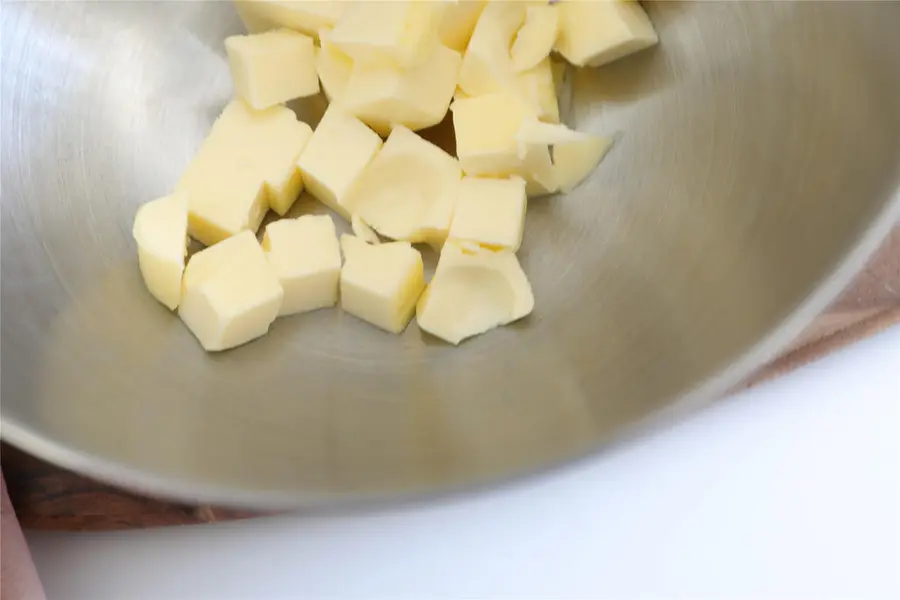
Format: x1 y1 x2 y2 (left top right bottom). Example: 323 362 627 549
132 0 657 351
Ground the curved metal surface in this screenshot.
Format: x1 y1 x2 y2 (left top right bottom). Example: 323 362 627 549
2 1 900 508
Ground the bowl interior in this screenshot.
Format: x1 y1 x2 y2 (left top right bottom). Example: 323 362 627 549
2 1 899 507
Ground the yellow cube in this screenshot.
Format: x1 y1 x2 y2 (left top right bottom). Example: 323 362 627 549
452 91 530 178
132 193 189 311
262 215 342 316
316 28 353 104
234 1 344 37
554 0 658 68
343 126 462 246
297 105 382 219
416 242 534 345
438 1 486 52
510 5 559 73
225 29 319 111
457 2 524 97
341 44 461 137
339 235 425 334
179 231 284 352
177 101 312 245
448 177 527 252
329 1 444 69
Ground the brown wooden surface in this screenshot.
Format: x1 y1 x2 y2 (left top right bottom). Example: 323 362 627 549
3 229 898 531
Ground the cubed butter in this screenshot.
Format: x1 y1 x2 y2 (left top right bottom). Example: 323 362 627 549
226 29 319 111
179 231 283 352
513 58 560 124
516 119 589 146
351 214 381 244
340 235 425 334
416 242 534 345
132 192 189 311
297 105 382 219
329 1 444 68
234 1 344 37
316 28 353 103
438 1 487 52
553 136 614 192
457 2 524 97
341 44 461 136
449 177 527 252
344 126 461 246
510 5 559 72
452 91 530 178
521 143 558 197
453 91 558 197
177 101 313 244
554 0 658 68
262 215 341 316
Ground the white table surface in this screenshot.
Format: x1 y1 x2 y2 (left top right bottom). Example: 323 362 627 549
27 326 900 600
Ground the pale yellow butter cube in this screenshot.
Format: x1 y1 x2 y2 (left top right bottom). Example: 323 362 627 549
132 192 189 311
438 0 486 52
514 58 560 124
457 2 524 97
344 126 461 246
234 1 344 36
341 44 461 137
316 28 353 103
297 105 382 219
340 235 425 334
262 215 341 316
449 177 527 252
351 214 380 245
329 1 443 68
516 119 589 145
179 231 283 352
452 91 530 178
555 0 658 68
511 5 559 72
416 242 534 345
226 29 319 111
553 136 614 193
177 101 313 245
453 91 557 197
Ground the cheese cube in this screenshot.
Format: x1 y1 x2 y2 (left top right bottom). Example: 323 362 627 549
316 28 353 103
329 1 444 69
234 1 344 37
226 29 319 111
452 91 530 178
340 235 425 334
297 105 382 219
438 1 487 52
341 44 461 137
179 231 283 351
510 5 559 72
132 192 189 310
555 0 658 68
449 177 527 251
177 101 313 244
343 126 461 246
553 136 614 192
262 215 341 316
416 242 534 345
457 2 525 97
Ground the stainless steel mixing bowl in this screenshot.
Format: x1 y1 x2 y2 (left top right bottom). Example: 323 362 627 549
2 1 899 508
